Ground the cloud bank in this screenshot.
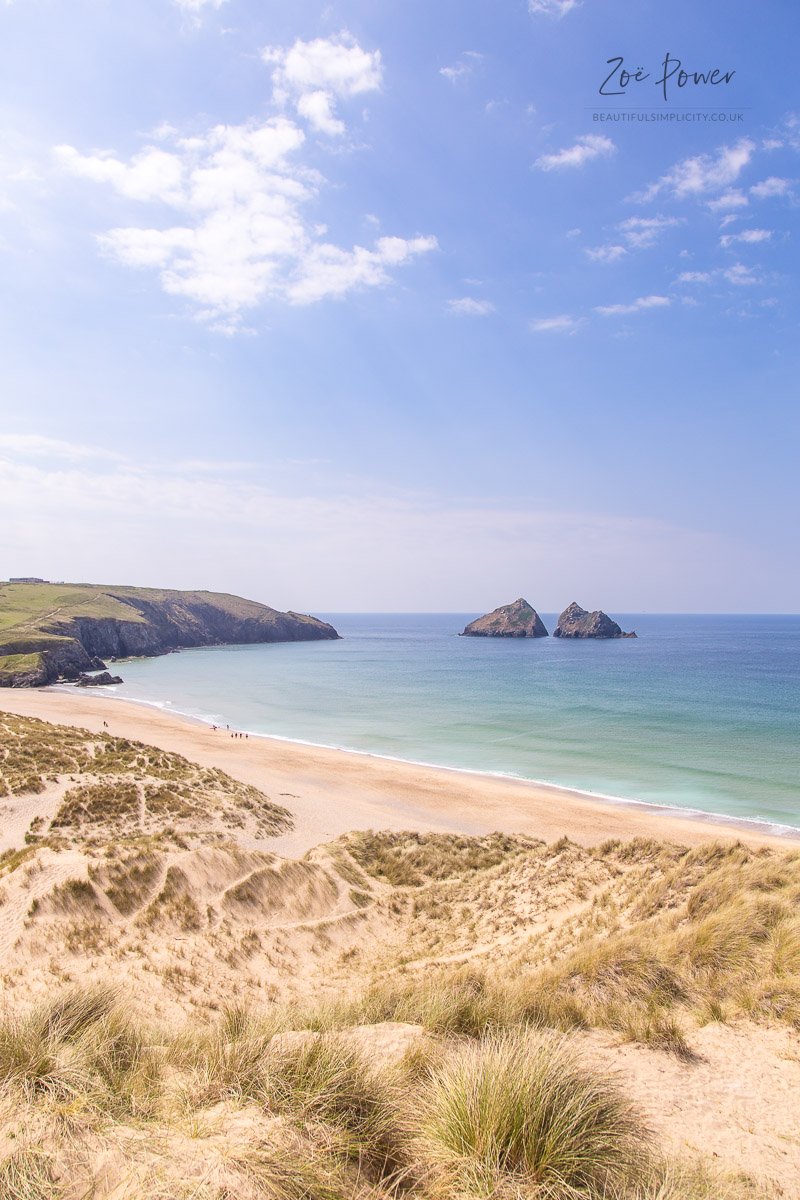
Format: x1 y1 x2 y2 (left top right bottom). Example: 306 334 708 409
1 435 741 612
55 36 435 331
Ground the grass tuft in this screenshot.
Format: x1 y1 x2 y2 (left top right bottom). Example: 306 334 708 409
0 1149 60 1200
415 1027 648 1198
0 984 160 1114
266 1033 408 1182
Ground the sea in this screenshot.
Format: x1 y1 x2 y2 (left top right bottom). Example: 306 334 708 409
100 613 800 835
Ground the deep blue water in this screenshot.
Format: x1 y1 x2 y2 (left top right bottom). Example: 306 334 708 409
106 613 800 831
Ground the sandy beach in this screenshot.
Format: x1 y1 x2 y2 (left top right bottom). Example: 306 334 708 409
2 687 797 854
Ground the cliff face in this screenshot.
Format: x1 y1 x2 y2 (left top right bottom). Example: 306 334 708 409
0 584 339 687
553 602 636 639
462 598 549 638
64 598 337 657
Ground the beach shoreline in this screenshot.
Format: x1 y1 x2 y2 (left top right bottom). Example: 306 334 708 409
2 687 799 855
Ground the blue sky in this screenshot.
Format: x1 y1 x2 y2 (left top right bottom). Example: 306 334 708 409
1 0 798 611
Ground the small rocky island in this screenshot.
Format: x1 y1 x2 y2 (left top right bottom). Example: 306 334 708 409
75 671 124 687
553 602 636 639
462 598 549 638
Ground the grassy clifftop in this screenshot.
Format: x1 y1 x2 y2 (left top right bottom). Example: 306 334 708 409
0 581 338 686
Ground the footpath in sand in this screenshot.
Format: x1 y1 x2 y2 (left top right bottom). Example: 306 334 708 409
1 688 797 856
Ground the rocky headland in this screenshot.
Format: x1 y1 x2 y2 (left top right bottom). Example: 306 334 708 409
461 598 549 638
0 581 339 687
553 601 636 639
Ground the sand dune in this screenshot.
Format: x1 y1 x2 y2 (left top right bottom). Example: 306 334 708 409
3 697 800 1197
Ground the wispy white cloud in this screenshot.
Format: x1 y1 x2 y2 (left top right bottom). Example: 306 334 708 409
582 214 679 263
55 68 436 329
707 189 749 212
535 134 614 171
677 263 764 287
528 0 579 16
720 228 772 248
750 176 792 199
637 139 755 201
584 244 626 263
618 214 681 248
595 295 670 317
723 262 760 285
0 434 124 462
440 51 482 83
447 297 495 316
263 32 381 136
174 0 227 10
287 235 437 305
0 134 46 217
530 314 580 333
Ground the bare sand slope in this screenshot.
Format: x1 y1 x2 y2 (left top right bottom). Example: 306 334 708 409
2 689 797 854
584 1023 800 1193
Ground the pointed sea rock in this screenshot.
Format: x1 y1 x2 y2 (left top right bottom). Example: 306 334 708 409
553 602 636 639
461 598 549 638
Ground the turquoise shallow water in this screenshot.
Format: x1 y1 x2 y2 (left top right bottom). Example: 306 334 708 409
104 614 800 832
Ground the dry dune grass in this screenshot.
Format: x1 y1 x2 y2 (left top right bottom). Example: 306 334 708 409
1 716 799 1196
0 712 291 845
2 811 799 1044
414 1029 646 1198
0 985 772 1200
322 834 800 1063
345 829 537 886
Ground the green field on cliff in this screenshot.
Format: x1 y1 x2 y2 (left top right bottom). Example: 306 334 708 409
0 581 335 685
0 583 150 635
0 582 276 637
0 582 304 639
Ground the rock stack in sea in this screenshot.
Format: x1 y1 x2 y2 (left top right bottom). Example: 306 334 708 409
553 602 636 639
75 671 124 687
461 598 549 638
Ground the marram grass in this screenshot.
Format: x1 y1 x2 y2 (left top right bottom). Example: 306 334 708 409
415 1027 647 1198
0 983 781 1200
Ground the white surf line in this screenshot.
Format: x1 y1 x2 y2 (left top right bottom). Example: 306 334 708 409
42 685 800 843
